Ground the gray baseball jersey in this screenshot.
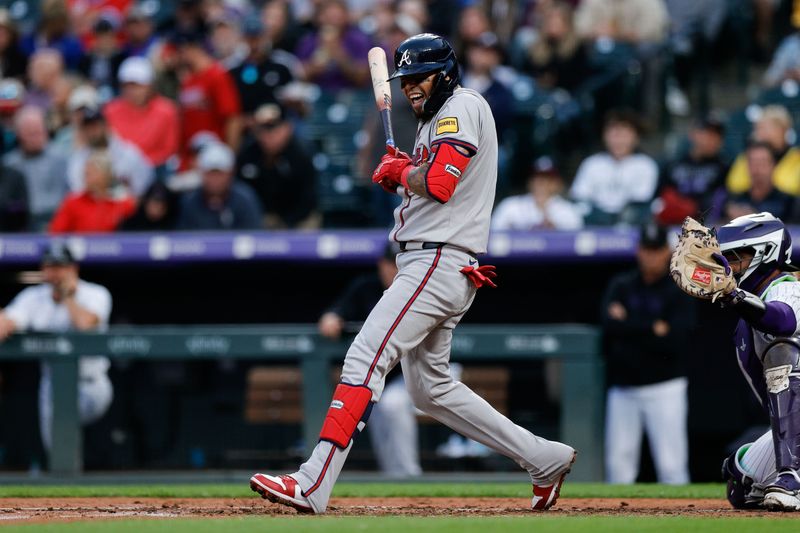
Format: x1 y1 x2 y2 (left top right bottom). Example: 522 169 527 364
390 88 497 254
753 277 800 357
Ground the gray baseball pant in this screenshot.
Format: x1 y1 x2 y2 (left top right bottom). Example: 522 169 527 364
291 247 575 513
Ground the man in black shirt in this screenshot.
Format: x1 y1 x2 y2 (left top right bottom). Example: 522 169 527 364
601 222 696 484
656 116 728 225
230 18 294 115
236 103 318 229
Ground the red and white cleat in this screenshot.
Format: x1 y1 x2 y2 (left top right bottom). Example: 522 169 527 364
531 451 577 511
250 473 313 514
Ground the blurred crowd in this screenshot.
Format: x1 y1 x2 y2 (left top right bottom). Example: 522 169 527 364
0 0 798 233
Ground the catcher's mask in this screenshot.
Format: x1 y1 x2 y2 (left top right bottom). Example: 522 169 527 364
388 33 460 121
717 212 799 292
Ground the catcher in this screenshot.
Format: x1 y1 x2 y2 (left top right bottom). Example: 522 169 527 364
671 212 800 511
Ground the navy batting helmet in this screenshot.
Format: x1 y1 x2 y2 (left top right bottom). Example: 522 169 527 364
388 33 460 120
717 212 799 292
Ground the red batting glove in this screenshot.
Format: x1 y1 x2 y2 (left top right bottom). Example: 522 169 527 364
460 264 498 289
372 147 413 192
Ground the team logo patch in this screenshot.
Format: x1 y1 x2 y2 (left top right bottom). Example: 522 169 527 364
444 163 461 178
330 400 344 409
691 267 712 285
436 117 459 135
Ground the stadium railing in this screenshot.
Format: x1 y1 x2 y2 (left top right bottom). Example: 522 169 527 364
0 324 604 481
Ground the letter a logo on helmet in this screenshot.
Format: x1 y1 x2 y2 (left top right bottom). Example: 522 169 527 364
398 49 411 67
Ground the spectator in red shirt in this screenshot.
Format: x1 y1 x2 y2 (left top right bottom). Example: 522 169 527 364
50 150 135 233
104 57 180 169
173 30 242 170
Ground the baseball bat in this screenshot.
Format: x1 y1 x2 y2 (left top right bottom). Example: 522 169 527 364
368 47 396 152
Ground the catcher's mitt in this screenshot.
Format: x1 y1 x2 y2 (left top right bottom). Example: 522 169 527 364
670 217 737 301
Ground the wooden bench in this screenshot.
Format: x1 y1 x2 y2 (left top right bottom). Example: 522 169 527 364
245 365 509 423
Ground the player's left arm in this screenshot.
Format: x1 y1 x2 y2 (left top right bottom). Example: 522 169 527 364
402 142 473 202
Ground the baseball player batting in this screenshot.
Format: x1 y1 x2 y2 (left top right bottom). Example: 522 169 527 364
250 33 576 514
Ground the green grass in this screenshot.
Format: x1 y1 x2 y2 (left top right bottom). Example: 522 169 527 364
0 482 726 499
0 516 798 533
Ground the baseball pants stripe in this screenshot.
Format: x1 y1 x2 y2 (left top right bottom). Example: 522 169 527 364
302 445 336 497
363 247 442 386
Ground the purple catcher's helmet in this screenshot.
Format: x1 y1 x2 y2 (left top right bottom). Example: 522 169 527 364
717 212 799 292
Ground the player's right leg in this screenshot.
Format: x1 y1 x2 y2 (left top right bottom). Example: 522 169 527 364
252 248 454 513
760 339 800 511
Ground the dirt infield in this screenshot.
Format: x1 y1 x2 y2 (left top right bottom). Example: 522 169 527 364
0 497 797 522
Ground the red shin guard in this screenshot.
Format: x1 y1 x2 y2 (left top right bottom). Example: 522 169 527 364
319 383 373 448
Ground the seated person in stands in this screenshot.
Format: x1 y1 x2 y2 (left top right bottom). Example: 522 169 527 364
520 1 590 94
491 156 583 231
570 109 658 225
460 32 513 140
67 106 154 198
294 0 370 91
236 103 319 229
49 150 136 234
655 116 728 225
120 182 180 232
177 142 263 230
726 105 800 196
763 20 800 88
725 141 794 222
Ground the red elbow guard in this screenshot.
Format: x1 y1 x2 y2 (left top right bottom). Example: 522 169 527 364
319 382 373 449
425 142 472 203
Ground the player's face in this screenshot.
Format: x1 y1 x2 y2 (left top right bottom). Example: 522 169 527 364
401 72 437 117
723 248 755 278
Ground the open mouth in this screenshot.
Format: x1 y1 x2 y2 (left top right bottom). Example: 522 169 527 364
409 92 424 104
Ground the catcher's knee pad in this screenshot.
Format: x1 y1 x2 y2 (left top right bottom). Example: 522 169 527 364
763 339 800 393
319 382 374 449
722 444 760 509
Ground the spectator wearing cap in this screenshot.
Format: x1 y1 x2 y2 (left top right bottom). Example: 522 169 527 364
177 142 262 230
294 0 371 91
104 57 180 168
20 0 84 71
4 106 68 229
50 149 136 233
570 109 659 225
236 103 318 229
173 30 243 169
655 116 728 225
66 105 153 197
726 141 795 222
77 14 126 99
51 84 99 155
165 130 222 192
601 222 695 485
726 105 800 196
461 32 514 141
0 79 26 153
229 18 294 116
0 240 114 457
491 157 583 231
520 1 590 94
0 8 28 80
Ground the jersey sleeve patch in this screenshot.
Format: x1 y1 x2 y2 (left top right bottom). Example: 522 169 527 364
435 117 459 135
